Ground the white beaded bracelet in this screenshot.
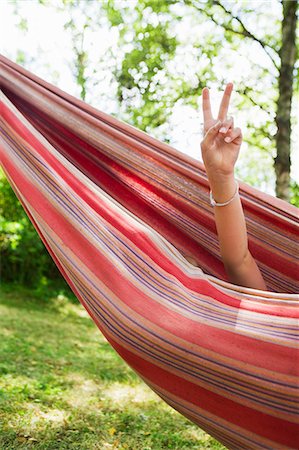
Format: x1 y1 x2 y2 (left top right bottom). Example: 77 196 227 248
210 181 239 207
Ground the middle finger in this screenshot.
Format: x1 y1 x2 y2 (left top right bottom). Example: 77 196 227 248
217 83 233 121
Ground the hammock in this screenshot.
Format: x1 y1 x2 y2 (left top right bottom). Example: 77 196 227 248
0 55 298 450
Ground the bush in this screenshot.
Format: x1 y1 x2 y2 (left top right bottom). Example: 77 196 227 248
0 170 61 287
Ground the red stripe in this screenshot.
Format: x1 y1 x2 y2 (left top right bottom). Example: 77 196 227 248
109 337 299 449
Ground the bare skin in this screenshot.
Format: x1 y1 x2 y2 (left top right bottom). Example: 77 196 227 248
201 83 267 290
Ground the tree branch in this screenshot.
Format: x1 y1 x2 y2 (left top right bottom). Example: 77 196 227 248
237 86 269 111
243 137 274 156
186 0 279 71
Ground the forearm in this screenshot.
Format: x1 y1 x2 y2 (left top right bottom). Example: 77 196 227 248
201 83 267 290
208 173 267 290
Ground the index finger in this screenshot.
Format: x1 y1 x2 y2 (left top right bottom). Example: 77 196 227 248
217 83 233 121
202 87 213 123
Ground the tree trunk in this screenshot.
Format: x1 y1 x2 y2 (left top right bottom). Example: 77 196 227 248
274 0 297 201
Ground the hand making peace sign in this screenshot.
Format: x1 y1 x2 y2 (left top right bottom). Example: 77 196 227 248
200 83 242 180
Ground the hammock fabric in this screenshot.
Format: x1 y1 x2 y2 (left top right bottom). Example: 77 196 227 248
0 56 298 450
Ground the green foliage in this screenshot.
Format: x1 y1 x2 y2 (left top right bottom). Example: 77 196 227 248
103 0 124 26
115 3 180 131
110 0 213 134
0 171 60 287
290 180 299 207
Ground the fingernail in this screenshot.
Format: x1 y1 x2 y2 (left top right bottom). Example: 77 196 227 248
219 127 227 133
224 137 231 143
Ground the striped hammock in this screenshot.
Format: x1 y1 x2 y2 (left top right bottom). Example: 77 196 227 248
0 56 298 450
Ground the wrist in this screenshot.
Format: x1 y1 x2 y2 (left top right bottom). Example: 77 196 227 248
207 173 237 204
207 171 234 184
210 180 239 207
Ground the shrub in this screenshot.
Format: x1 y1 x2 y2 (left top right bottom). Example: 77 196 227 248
0 170 60 287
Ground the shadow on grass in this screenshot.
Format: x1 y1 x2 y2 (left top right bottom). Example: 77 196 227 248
1 386 224 450
0 282 79 311
0 284 135 382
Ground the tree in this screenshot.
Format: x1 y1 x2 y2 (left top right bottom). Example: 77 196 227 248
193 0 298 201
58 0 120 110
275 0 298 199
107 0 298 202
61 0 100 101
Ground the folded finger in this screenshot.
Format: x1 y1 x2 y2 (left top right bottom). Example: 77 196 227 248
202 120 222 146
219 116 234 134
224 127 242 143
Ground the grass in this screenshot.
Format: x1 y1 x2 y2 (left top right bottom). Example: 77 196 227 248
0 284 225 450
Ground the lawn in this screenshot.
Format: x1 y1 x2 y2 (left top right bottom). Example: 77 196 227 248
0 285 225 450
